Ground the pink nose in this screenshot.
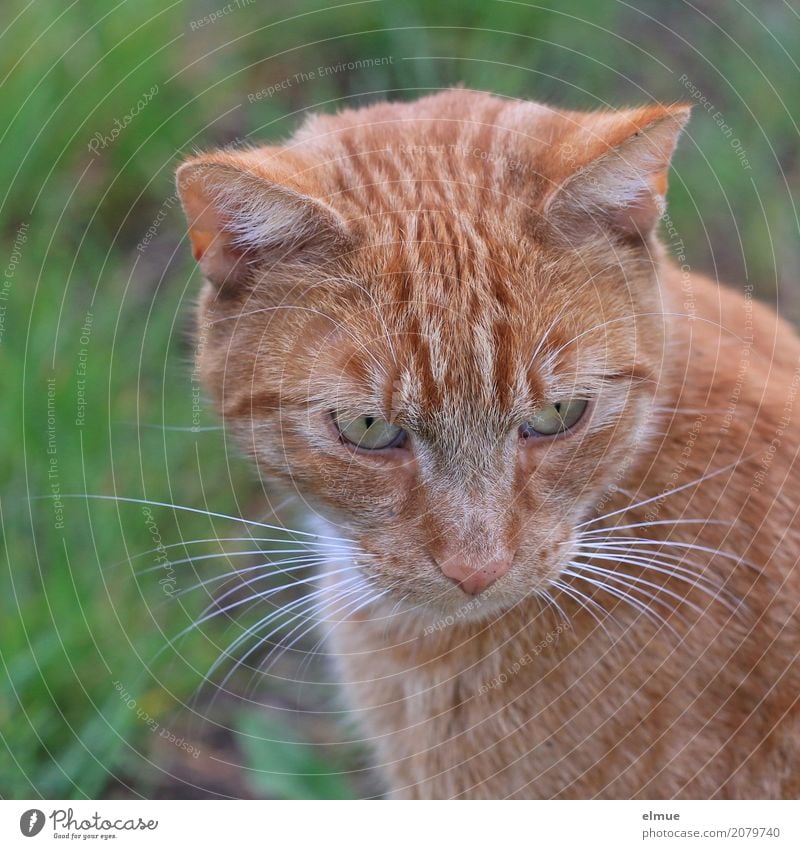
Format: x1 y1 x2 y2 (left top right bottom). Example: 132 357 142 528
436 552 514 595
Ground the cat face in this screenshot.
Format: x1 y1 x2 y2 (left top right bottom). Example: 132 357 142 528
178 90 689 617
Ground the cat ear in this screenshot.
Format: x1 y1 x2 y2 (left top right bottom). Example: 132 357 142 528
176 156 350 289
543 105 691 243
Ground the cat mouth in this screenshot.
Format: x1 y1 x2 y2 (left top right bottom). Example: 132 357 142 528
395 558 520 619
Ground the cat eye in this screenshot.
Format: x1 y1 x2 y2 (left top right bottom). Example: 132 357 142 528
333 412 406 450
519 399 588 438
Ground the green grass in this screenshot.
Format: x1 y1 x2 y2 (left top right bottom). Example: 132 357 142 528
1 0 798 798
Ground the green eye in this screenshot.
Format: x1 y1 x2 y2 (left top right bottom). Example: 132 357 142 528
520 399 588 438
333 412 406 450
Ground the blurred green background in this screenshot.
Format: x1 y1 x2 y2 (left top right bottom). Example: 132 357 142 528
1 0 797 798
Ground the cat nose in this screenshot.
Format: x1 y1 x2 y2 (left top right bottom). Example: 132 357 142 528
436 552 514 595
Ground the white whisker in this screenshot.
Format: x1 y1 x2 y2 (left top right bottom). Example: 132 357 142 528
538 588 571 629
137 548 335 577
579 518 728 536
573 546 741 610
56 494 356 542
578 453 758 530
258 579 383 681
577 537 757 571
125 536 364 567
171 555 335 599
552 579 620 645
563 568 679 637
169 565 362 646
570 561 706 619
205 575 365 698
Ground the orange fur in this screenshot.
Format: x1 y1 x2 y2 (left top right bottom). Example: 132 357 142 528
177 90 800 799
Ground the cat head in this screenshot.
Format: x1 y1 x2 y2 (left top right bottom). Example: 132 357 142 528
177 90 689 617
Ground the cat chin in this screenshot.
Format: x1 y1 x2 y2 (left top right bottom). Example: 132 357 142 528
377 579 537 629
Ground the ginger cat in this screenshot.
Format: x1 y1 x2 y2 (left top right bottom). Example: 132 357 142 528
177 90 800 799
